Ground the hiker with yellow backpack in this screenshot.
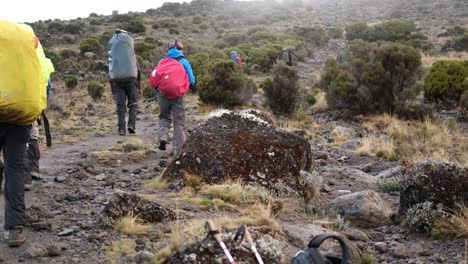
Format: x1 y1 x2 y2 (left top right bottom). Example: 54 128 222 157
16 23 55 191
0 20 47 247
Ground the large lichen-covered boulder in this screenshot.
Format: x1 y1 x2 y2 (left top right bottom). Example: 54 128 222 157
100 191 177 227
399 161 468 215
162 110 312 198
163 228 284 264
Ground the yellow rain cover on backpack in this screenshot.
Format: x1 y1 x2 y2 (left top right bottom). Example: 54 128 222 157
0 21 46 126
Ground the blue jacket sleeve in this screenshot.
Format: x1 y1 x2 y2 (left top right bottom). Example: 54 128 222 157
180 59 196 85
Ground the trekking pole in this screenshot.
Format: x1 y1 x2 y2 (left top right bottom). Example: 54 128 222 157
234 225 264 264
205 219 237 264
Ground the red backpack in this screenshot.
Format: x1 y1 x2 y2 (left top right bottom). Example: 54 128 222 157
149 57 189 99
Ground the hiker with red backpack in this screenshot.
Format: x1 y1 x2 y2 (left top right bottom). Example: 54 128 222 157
108 29 142 136
150 40 196 156
230 50 244 71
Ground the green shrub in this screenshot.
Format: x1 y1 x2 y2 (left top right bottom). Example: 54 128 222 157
460 89 468 115
247 44 282 71
345 20 429 49
218 32 247 48
47 21 64 33
321 40 421 114
87 81 104 101
263 63 300 115
394 102 433 121
134 42 156 59
65 76 78 89
43 48 61 65
64 22 84 34
424 60 468 108
126 17 146 34
59 49 78 59
443 33 468 51
192 16 203 24
168 28 179 35
159 19 178 29
142 85 155 99
293 26 329 46
361 254 377 264
79 36 103 55
250 30 277 42
199 60 257 107
328 26 344 39
187 53 210 81
199 22 209 30
307 90 317 105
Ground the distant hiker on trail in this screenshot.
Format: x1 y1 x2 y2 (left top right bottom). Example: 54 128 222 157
149 40 196 156
282 46 295 66
108 29 142 136
230 50 244 71
0 21 48 247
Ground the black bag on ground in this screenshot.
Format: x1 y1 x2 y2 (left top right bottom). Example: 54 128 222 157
292 234 350 264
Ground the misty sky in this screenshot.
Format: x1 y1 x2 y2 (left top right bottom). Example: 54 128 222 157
1 0 186 23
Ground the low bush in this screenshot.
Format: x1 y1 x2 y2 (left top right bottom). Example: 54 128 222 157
460 89 468 115
293 26 329 47
424 60 468 108
321 40 421 114
246 44 282 71
65 75 78 89
126 17 146 34
64 22 84 34
79 36 103 55
87 81 104 100
199 60 257 107
263 63 300 116
60 49 78 59
443 33 468 51
192 16 203 24
405 202 446 233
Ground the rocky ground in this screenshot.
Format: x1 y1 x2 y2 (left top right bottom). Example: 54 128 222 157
0 91 465 263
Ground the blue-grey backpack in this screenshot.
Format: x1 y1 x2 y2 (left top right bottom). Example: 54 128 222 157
292 234 350 264
108 29 138 81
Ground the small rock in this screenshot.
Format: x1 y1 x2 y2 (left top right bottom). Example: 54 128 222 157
54 176 66 183
134 251 154 264
58 228 74 236
392 244 409 259
159 160 167 167
47 244 62 257
345 229 369 242
391 234 401 241
436 255 445 263
374 242 388 253
95 173 107 181
70 226 81 232
321 184 333 193
133 168 142 174
368 231 385 242
31 221 52 231
24 243 48 258
122 168 129 173
409 244 424 256
77 170 89 179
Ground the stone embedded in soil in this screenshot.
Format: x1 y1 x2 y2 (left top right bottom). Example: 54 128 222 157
399 161 468 216
31 221 52 231
162 110 312 198
328 190 393 228
58 228 75 236
374 242 388 253
95 173 107 181
54 176 66 183
392 243 410 259
99 191 177 227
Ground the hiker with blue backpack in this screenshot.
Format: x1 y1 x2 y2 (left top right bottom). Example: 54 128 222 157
108 29 142 136
229 50 244 71
150 40 196 156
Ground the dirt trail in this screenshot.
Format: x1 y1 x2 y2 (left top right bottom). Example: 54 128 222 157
0 114 162 263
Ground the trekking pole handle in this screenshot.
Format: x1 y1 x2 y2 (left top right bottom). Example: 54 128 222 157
206 220 237 264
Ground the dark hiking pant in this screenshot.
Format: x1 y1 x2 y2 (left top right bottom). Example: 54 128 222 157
0 123 31 230
158 95 186 153
26 138 40 184
114 79 138 133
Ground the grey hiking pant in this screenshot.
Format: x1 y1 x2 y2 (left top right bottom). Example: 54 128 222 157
114 79 138 132
0 123 31 230
158 95 186 152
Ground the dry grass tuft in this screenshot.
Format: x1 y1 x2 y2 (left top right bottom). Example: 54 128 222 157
312 90 328 112
432 203 468 239
89 150 121 163
114 213 154 236
421 51 468 68
106 240 136 263
358 115 468 165
144 176 168 190
203 181 272 204
111 138 155 153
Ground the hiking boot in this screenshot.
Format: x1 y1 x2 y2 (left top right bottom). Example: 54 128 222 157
158 140 167 151
128 127 136 134
4 227 25 247
30 171 41 180
118 130 126 136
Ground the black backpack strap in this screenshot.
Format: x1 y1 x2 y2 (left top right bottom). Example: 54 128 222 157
175 56 184 62
308 234 350 264
41 111 52 147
